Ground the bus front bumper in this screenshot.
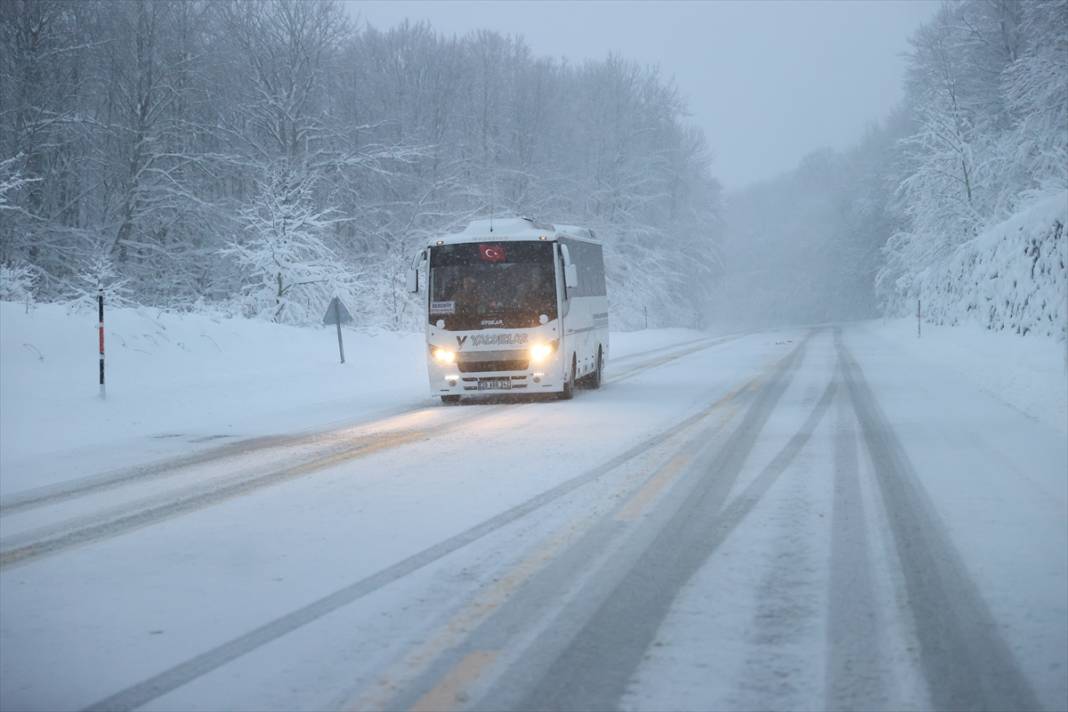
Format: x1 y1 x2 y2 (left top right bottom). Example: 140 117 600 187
430 361 564 397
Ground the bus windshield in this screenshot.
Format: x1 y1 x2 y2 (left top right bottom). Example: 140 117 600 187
429 241 558 330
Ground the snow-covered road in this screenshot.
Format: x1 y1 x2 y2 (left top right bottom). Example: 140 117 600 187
1 327 1065 712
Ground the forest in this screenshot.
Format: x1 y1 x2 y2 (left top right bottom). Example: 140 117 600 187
1 0 1065 334
719 0 1066 336
0 0 720 329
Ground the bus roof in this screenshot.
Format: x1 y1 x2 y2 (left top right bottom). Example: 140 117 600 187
429 217 599 247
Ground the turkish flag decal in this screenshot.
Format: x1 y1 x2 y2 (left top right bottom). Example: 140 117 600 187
479 244 506 262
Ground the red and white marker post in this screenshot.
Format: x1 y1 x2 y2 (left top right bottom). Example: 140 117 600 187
98 286 106 399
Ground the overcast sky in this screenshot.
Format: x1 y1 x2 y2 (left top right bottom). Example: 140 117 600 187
347 0 939 190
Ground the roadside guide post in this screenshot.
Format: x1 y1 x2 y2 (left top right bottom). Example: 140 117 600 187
322 296 354 364
98 285 106 399
917 298 921 339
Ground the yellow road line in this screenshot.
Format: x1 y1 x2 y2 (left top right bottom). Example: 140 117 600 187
346 527 575 711
614 397 740 523
614 453 691 522
409 650 499 712
346 374 761 711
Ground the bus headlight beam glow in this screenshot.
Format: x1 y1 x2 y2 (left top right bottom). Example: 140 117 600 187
433 347 456 365
529 342 554 364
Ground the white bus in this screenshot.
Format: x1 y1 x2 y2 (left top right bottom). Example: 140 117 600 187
409 217 609 403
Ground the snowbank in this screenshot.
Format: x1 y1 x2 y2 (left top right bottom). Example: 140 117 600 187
858 318 1066 433
915 192 1067 340
0 303 429 492
0 302 706 494
1 304 428 424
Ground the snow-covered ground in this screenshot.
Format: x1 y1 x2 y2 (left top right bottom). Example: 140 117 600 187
625 325 1066 712
0 308 779 712
1 308 1064 712
0 302 706 496
859 317 1066 433
0 302 414 495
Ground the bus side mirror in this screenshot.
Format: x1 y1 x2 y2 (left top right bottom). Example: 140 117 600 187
560 244 579 290
407 249 425 293
564 263 579 289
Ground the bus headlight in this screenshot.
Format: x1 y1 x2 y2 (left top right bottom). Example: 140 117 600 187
433 347 456 365
529 342 554 364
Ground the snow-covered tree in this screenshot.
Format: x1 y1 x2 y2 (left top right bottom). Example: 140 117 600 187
1 0 724 329
1002 0 1068 195
65 251 132 313
877 0 1066 316
225 167 353 324
0 260 37 308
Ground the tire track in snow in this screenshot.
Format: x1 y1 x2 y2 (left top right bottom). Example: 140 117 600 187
0 403 433 515
725 376 833 710
1 334 751 570
374 338 813 712
1 333 744 517
78 337 788 712
824 366 884 711
502 345 834 712
605 333 741 378
337 373 760 712
836 334 1041 712
0 407 507 568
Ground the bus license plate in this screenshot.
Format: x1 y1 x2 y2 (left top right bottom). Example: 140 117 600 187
478 378 511 391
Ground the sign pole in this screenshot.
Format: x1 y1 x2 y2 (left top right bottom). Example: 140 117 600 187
335 308 345 364
322 296 353 364
98 286 106 399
